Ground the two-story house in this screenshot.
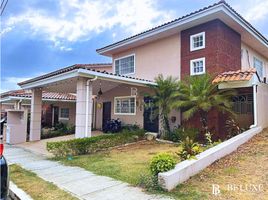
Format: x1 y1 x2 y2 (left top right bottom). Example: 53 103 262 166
17 1 268 141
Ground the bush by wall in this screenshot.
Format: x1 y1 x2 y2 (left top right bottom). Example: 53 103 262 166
150 153 176 176
47 129 145 157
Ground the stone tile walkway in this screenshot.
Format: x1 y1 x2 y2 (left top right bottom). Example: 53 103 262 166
4 145 172 200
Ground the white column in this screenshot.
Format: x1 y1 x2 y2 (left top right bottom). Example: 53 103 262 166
30 88 42 141
75 78 93 138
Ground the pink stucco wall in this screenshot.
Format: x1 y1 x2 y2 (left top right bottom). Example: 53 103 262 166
112 34 181 81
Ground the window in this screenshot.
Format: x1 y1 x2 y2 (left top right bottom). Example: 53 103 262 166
114 55 135 75
190 57 205 75
232 94 253 114
114 96 136 115
60 108 69 119
190 32 205 51
253 57 263 78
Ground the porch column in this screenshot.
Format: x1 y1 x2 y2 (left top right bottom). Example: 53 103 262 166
75 78 93 138
30 88 42 141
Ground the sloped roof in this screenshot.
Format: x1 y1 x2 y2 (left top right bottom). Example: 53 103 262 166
212 68 257 83
96 0 268 54
18 64 153 86
1 90 76 101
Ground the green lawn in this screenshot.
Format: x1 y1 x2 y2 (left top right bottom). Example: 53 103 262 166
55 130 268 200
57 140 180 185
10 164 78 200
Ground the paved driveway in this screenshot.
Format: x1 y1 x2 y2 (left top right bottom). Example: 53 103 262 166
15 130 103 156
4 145 172 200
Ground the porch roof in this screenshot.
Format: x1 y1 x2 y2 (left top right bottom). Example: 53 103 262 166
212 68 259 84
0 90 76 103
18 64 156 90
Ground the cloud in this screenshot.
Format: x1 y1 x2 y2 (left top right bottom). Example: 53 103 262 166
2 0 175 50
234 0 268 23
1 73 45 93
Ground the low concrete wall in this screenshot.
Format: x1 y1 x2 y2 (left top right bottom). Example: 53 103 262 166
158 127 262 191
9 181 33 200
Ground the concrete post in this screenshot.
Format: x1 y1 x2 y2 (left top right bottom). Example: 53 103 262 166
30 88 42 141
75 78 93 138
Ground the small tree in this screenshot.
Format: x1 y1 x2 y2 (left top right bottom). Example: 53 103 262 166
150 74 180 138
175 74 236 136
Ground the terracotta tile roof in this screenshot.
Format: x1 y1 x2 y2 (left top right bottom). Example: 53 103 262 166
96 0 268 53
212 68 257 83
18 63 153 86
1 90 76 101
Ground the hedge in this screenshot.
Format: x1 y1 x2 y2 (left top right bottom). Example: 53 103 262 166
47 129 145 157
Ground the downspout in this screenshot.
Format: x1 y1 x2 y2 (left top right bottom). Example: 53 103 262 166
18 99 22 109
85 76 98 137
250 84 257 128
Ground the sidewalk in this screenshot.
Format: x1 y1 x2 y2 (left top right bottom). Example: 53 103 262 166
4 145 172 200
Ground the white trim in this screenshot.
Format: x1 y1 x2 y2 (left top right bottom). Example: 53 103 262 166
0 96 76 103
114 96 136 115
19 68 155 90
190 32 205 51
97 4 268 55
113 54 135 76
190 57 206 75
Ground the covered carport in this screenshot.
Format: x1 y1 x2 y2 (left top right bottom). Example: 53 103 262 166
18 65 155 141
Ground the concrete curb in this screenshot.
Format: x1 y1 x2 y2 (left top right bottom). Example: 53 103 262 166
9 181 33 200
158 127 263 191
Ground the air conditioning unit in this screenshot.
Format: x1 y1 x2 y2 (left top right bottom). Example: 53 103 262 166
131 87 138 96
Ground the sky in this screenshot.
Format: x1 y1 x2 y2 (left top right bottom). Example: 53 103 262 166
1 0 268 92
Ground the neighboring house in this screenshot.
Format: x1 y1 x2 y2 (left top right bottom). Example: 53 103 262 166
16 1 268 141
0 90 76 127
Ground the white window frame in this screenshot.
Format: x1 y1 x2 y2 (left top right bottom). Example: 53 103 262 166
190 32 205 51
114 96 136 115
59 108 70 120
113 54 135 76
253 56 264 79
190 57 206 76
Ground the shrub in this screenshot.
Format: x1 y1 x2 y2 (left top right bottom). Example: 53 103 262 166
177 137 202 160
41 123 75 139
225 118 242 139
137 173 161 191
47 129 145 157
150 153 176 176
170 127 199 142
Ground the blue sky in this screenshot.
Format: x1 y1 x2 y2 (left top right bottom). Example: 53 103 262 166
1 0 268 92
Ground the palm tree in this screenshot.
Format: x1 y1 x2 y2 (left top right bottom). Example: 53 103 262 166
175 74 236 135
149 74 180 138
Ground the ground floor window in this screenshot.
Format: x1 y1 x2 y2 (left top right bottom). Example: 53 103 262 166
232 94 253 114
59 108 70 119
114 96 136 115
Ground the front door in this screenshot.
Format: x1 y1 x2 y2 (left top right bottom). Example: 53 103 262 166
102 102 111 129
143 97 159 132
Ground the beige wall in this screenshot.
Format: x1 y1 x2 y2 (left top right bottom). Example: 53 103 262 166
94 84 181 131
112 34 181 81
241 43 268 78
256 83 268 129
52 101 76 125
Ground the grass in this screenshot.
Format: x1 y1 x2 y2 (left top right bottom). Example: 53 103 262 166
9 164 78 200
57 140 180 185
55 129 268 200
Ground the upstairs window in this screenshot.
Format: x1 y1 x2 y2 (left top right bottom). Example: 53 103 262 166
114 55 135 75
190 32 205 51
114 96 136 115
190 57 205 75
253 57 263 79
